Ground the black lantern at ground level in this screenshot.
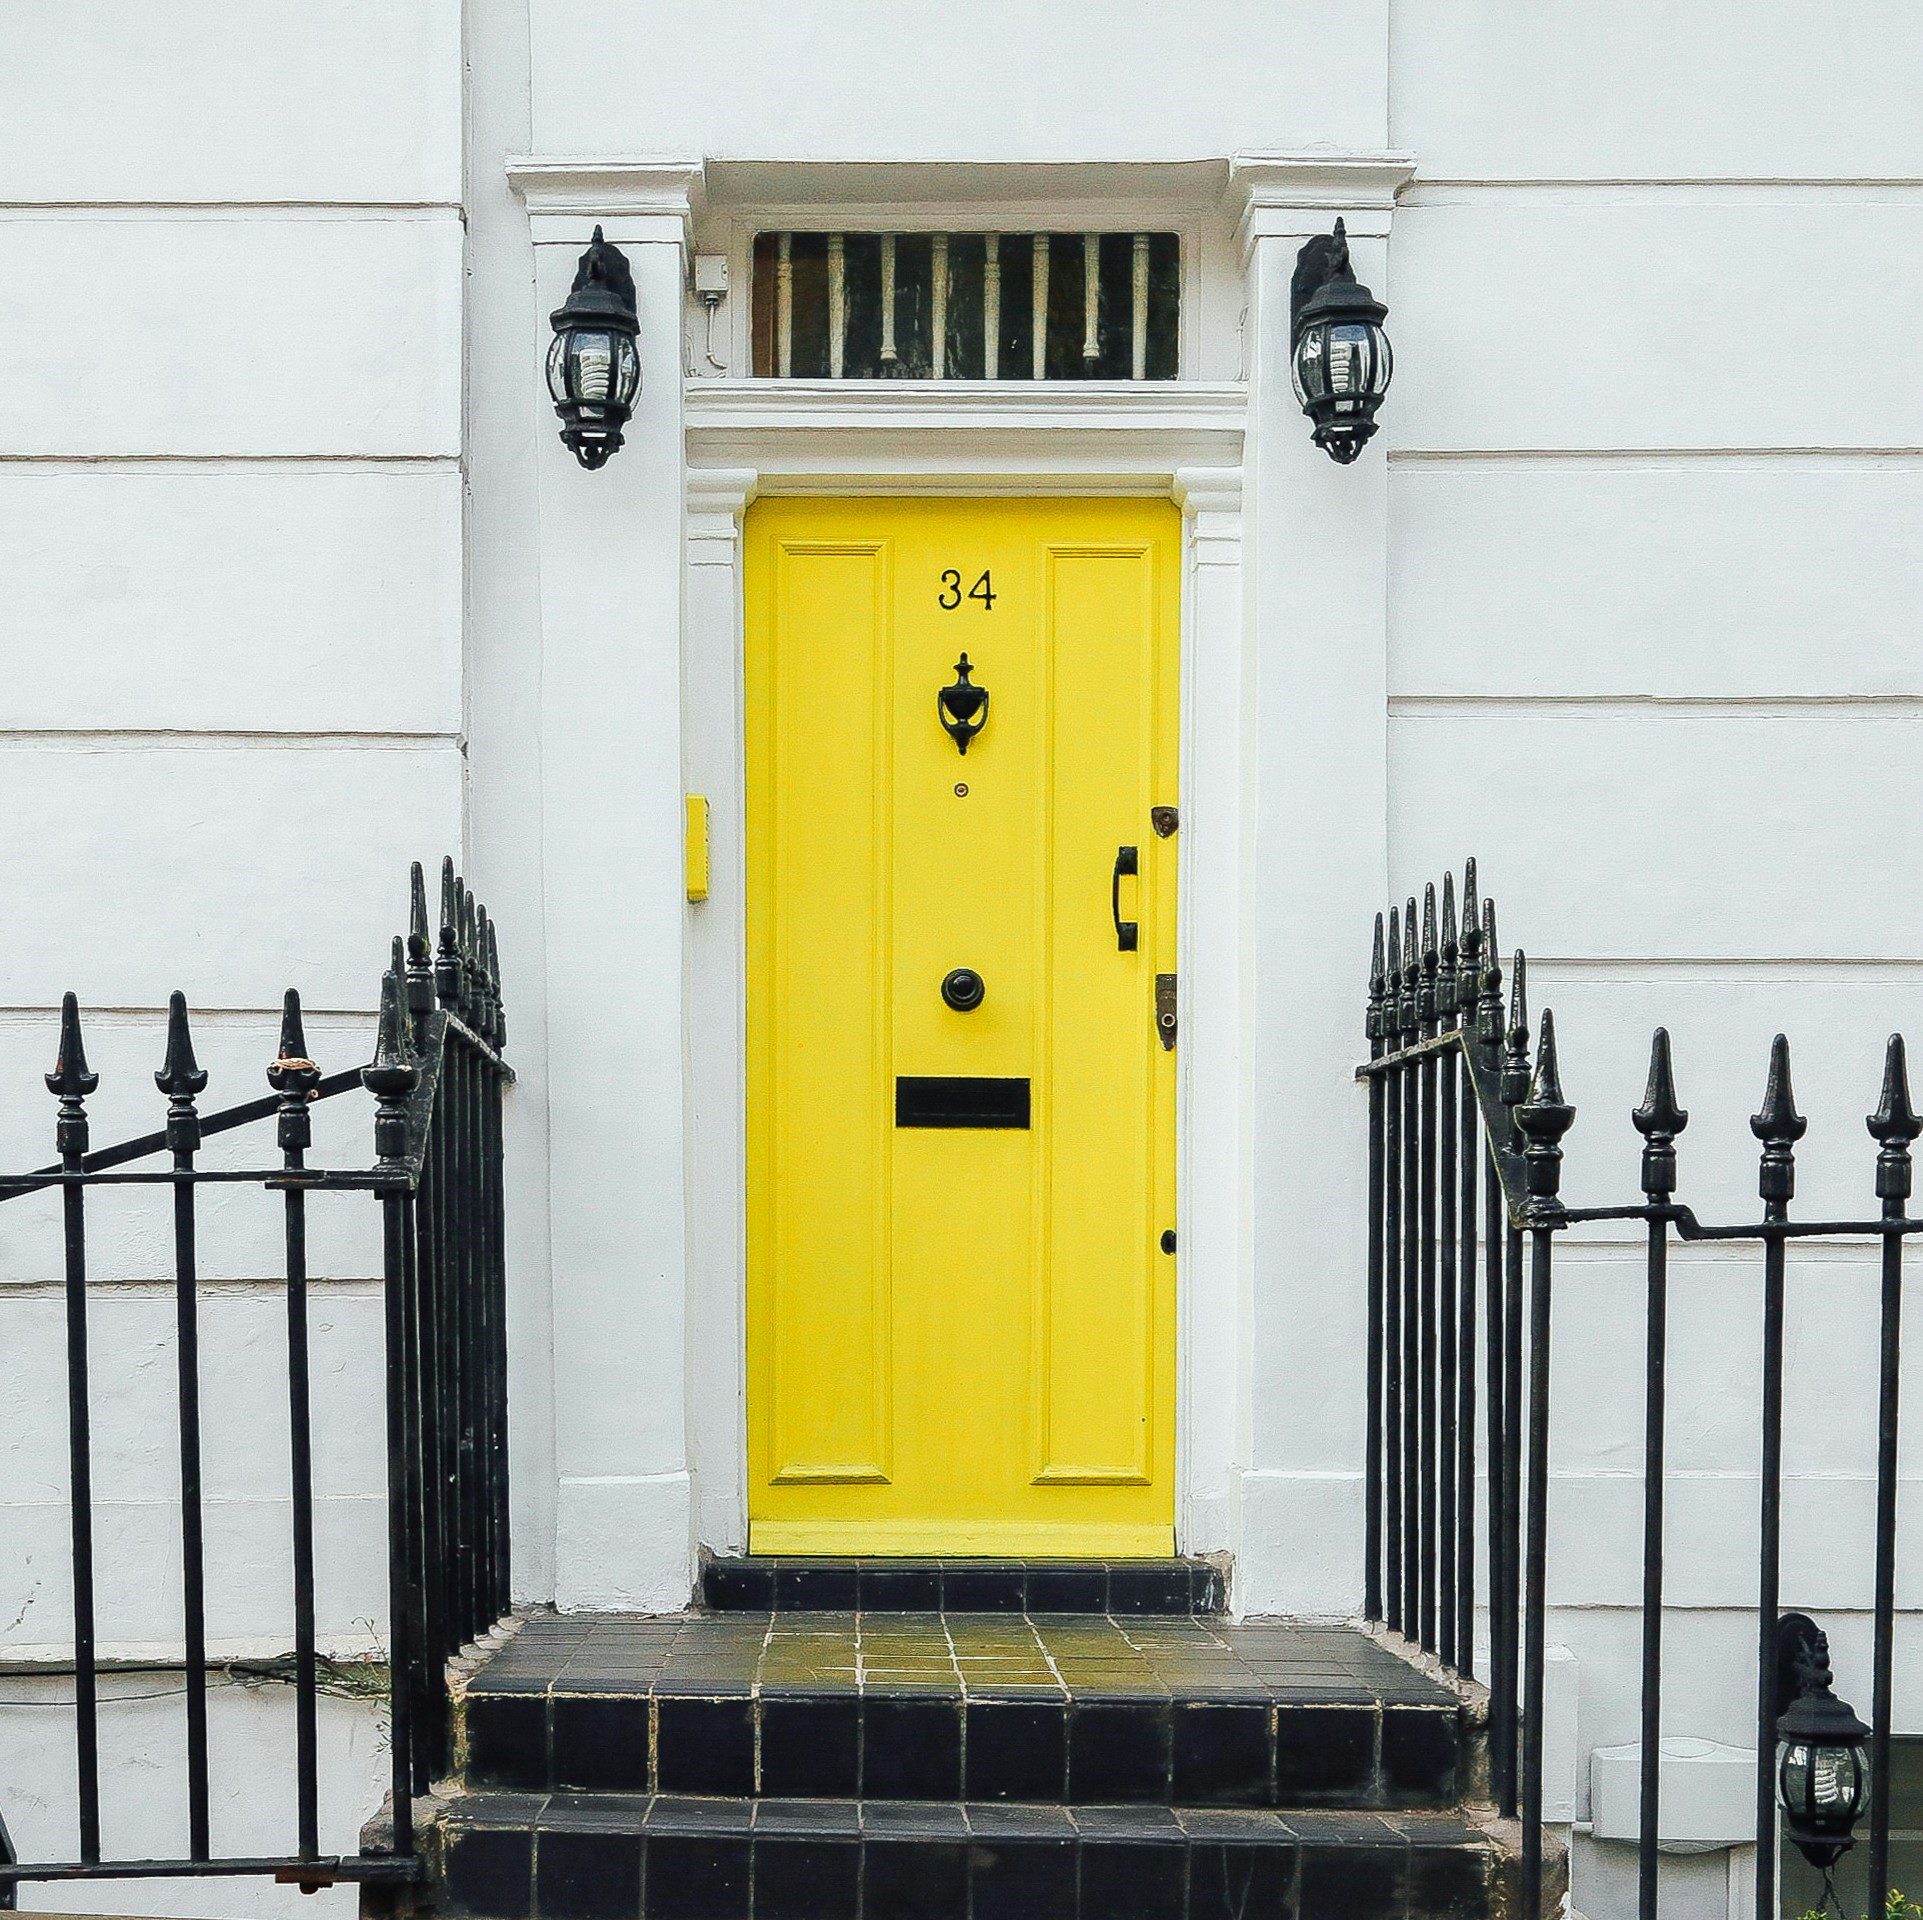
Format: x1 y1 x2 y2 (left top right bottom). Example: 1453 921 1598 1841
1290 219 1392 464
1775 1613 1872 1870
547 226 641 470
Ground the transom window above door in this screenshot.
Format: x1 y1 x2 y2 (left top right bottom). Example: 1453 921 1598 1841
749 231 1180 381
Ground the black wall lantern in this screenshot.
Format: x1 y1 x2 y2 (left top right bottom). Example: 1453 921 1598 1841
1775 1613 1872 1871
547 226 641 470
1290 218 1392 464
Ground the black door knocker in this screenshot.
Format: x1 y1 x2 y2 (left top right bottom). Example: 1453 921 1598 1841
938 654 989 754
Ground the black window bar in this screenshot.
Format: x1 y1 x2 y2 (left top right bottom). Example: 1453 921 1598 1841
1362 861 1913 1920
0 858 511 1904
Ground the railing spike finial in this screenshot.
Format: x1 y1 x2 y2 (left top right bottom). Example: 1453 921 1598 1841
156 991 209 1100
406 862 436 1027
1368 911 1387 1043
485 913 507 1049
1751 1032 1807 1207
1500 949 1532 1109
476 904 500 1042
268 988 323 1155
1387 903 1403 1040
1868 1033 1921 1204
1457 862 1483 1022
1400 894 1420 1040
47 991 98 1163
1477 898 1505 1047
156 990 208 1161
436 856 462 1011
363 965 420 1167
1418 883 1439 1035
1516 1007 1576 1203
1632 1027 1688 1199
1437 872 1459 1030
459 883 480 1021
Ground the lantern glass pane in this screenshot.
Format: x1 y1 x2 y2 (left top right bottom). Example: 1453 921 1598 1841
613 335 640 406
1292 326 1327 406
1328 321 1374 397
546 332 570 405
572 332 614 402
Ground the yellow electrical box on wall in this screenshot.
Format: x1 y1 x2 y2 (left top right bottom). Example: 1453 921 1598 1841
685 794 710 902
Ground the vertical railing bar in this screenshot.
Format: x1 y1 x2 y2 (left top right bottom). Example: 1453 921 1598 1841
1519 1220 1554 1915
1750 1035 1801 1920
487 1047 512 1617
776 232 793 379
49 995 100 1864
1401 909 1422 1635
158 994 211 1860
827 233 846 380
879 233 899 374
270 992 323 1860
1416 887 1440 1658
1456 1033 1478 1681
1081 233 1100 366
1383 908 1406 1636
931 233 949 380
1866 1031 1917 1919
1131 233 1149 381
1438 1013 1459 1669
1364 916 1388 1623
1632 1028 1685 1920
1513 1005 1573 1920
1495 945 1531 1821
984 234 1001 378
1031 234 1049 381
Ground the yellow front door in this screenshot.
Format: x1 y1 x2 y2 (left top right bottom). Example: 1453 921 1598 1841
745 496 1179 1556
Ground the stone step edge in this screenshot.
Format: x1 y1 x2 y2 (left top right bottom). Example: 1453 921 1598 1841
425 1794 1523 1920
700 1554 1229 1617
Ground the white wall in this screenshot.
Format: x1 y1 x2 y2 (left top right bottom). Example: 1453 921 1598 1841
1384 10 1923 1911
0 5 467 1910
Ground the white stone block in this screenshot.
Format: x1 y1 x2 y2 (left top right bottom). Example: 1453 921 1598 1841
1391 198 1923 452
0 741 461 1008
1591 1738 1757 1851
0 216 462 457
0 0 461 204
0 467 462 733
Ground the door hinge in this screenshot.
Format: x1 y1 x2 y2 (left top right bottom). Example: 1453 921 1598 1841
1155 972 1178 1050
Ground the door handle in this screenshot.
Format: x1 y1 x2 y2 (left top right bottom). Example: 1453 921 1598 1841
1111 845 1139 952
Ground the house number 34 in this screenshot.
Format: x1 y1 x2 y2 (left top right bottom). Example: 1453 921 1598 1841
937 569 997 611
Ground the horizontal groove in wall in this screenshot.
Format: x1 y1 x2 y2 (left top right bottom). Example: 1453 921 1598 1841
1390 446 1923 465
0 201 463 219
1391 694 1923 716
0 1278 382 1299
0 453 460 470
0 729 460 750
1403 178 1923 199
0 1004 375 1021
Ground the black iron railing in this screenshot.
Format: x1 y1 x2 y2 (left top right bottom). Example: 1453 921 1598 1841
0 859 510 1905
1361 860 1914 1920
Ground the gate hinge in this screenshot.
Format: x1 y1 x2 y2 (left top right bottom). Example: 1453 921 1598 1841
1154 973 1178 1050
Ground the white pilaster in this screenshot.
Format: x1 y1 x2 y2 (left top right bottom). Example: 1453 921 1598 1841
1171 467 1248 1561
1223 152 1414 1615
683 466 758 1556
517 160 704 1610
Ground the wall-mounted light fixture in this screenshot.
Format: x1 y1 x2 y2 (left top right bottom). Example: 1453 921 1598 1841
547 226 641 469
1290 218 1392 464
1775 1612 1872 1871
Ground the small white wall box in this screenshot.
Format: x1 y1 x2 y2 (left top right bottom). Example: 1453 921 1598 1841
692 254 729 298
1590 1739 1756 1853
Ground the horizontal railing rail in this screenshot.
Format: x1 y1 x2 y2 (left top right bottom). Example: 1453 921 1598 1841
1360 861 1914 1920
0 859 511 1906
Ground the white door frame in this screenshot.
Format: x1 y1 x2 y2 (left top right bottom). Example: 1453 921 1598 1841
680 387 1249 1568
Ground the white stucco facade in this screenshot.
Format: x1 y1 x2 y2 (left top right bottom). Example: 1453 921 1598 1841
5 5 1923 1914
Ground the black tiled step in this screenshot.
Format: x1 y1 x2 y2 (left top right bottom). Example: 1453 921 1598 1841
701 1556 1227 1617
432 1793 1511 1920
459 1614 1465 1811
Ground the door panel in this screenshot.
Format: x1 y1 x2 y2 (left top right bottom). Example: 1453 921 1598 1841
746 497 1178 1555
